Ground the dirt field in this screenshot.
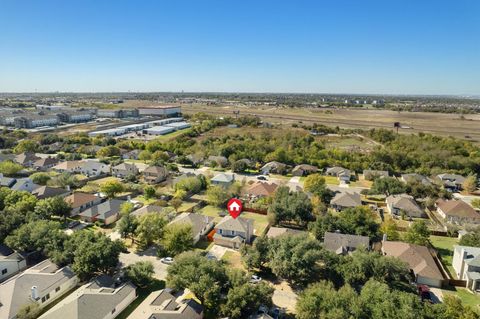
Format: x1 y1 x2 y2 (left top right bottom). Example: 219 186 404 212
181 104 480 142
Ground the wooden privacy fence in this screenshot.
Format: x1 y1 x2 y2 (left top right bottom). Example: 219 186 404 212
243 206 268 215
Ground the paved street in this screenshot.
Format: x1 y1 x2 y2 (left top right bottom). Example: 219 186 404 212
272 281 298 314
119 247 169 280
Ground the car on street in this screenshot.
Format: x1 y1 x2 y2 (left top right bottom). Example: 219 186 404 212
257 175 268 180
250 274 262 283
67 220 81 229
160 257 174 264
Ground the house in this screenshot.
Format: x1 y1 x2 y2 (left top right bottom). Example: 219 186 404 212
0 259 79 319
186 154 204 166
436 199 480 225
292 164 319 176
143 165 168 184
39 275 136 319
127 288 203 319
323 232 370 255
79 199 126 225
213 216 254 249
330 192 362 211
260 161 287 175
382 241 444 288
386 194 425 218
52 160 83 174
437 173 466 192
210 173 235 188
65 192 103 215
0 174 16 188
401 173 432 185
169 213 214 244
11 178 40 193
325 166 351 183
32 186 70 200
122 150 141 160
452 245 480 293
14 152 40 167
0 246 26 283
131 205 165 218
79 160 110 177
266 227 305 238
112 162 139 178
207 155 228 168
245 181 278 199
363 169 389 181
32 157 59 170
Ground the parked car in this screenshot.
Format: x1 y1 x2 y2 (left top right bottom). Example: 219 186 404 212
68 220 81 229
250 274 262 283
257 175 268 181
160 257 174 264
417 285 432 302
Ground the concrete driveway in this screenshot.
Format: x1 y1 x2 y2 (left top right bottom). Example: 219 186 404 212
119 247 169 280
206 244 234 260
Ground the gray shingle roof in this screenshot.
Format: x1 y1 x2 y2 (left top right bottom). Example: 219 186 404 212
80 199 125 220
169 213 214 238
216 216 253 233
323 232 370 254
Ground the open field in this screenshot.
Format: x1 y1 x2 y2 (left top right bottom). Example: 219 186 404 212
182 104 480 142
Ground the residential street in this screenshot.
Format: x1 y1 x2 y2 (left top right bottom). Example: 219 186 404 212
119 247 169 280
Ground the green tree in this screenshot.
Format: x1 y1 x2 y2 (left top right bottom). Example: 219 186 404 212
34 196 72 221
380 219 400 241
240 235 270 270
169 197 183 213
206 185 230 208
404 220 430 245
96 145 121 158
162 223 194 256
14 140 38 153
138 150 152 162
143 185 156 199
120 201 134 215
16 303 42 319
459 228 480 247
30 172 51 185
117 212 138 243
370 177 406 196
471 198 480 209
135 213 167 250
125 261 154 288
463 174 478 193
100 180 124 198
0 160 24 176
51 172 79 188
221 281 274 319
269 186 313 226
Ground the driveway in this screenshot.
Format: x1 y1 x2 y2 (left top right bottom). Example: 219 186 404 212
119 247 169 280
206 244 233 260
272 281 298 314
429 287 444 303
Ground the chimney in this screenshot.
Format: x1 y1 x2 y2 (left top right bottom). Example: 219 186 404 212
382 234 388 242
66 185 71 191
127 195 131 202
0 173 3 179
31 286 39 300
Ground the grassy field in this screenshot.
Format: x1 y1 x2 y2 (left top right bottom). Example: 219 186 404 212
149 128 191 141
429 235 459 277
323 175 340 185
222 250 245 270
117 279 165 319
444 287 480 311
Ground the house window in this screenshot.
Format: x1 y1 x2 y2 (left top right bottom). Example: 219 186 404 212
45 293 50 300
55 287 60 292
1 268 7 275
41 296 46 303
111 308 116 314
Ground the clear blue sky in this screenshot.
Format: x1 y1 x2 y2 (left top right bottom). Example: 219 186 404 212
1 0 479 94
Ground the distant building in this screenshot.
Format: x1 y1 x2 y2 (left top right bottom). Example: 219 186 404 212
112 162 139 178
386 194 425 218
65 192 103 215
14 152 40 167
292 164 319 177
325 166 351 183
363 169 389 181
32 186 70 200
138 105 181 117
143 165 168 184
57 111 93 123
14 114 59 128
260 161 288 175
437 174 466 192
210 173 235 188
245 181 278 199
452 245 480 293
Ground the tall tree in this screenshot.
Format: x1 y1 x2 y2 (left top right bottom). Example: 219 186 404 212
162 223 194 256
404 220 430 245
100 180 124 198
125 261 154 288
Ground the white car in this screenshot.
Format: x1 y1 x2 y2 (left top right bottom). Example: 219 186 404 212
250 274 262 283
160 257 174 264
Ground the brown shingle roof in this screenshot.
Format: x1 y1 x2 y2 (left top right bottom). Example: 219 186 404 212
65 192 99 209
436 199 480 219
246 182 278 197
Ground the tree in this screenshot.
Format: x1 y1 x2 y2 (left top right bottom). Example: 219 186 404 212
100 180 124 198
14 140 38 153
240 235 270 270
167 251 228 314
125 261 154 288
34 196 72 221
96 145 121 158
138 150 152 162
269 186 313 226
120 201 134 215
0 160 23 176
463 174 477 193
170 197 183 212
380 219 400 241
221 281 274 319
143 185 156 199
404 220 430 245
16 303 42 319
51 172 79 188
30 172 51 185
459 228 480 247
117 212 138 243
206 185 230 208
472 198 480 209
232 159 249 173
162 223 194 256
370 177 406 196
135 213 167 250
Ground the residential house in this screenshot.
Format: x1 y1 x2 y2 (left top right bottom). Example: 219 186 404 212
11 178 39 193
131 205 165 218
325 166 351 183
245 181 278 199
363 169 389 181
292 164 319 176
437 173 466 192
323 232 370 255
386 194 425 218
213 216 254 249
210 173 235 188
127 288 203 319
382 241 444 288
401 173 432 185
330 192 362 211
32 186 70 200
39 275 136 319
32 157 59 170
79 199 126 225
186 154 204 167
79 160 110 177
0 246 26 283
452 245 480 293
436 199 480 225
0 174 16 188
169 213 214 244
14 152 40 167
266 227 305 239
52 160 83 174
260 161 287 175
112 162 139 178
65 192 103 216
143 165 168 184
0 259 79 319
122 150 141 160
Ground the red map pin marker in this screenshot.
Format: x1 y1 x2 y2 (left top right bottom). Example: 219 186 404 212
227 198 243 219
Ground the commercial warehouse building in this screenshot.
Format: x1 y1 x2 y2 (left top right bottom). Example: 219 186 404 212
138 105 181 117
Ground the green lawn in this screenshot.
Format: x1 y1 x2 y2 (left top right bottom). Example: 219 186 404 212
429 235 459 277
241 212 270 236
151 128 191 141
117 280 165 319
133 195 158 205
199 205 224 223
444 287 480 310
323 175 340 185
178 201 199 213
